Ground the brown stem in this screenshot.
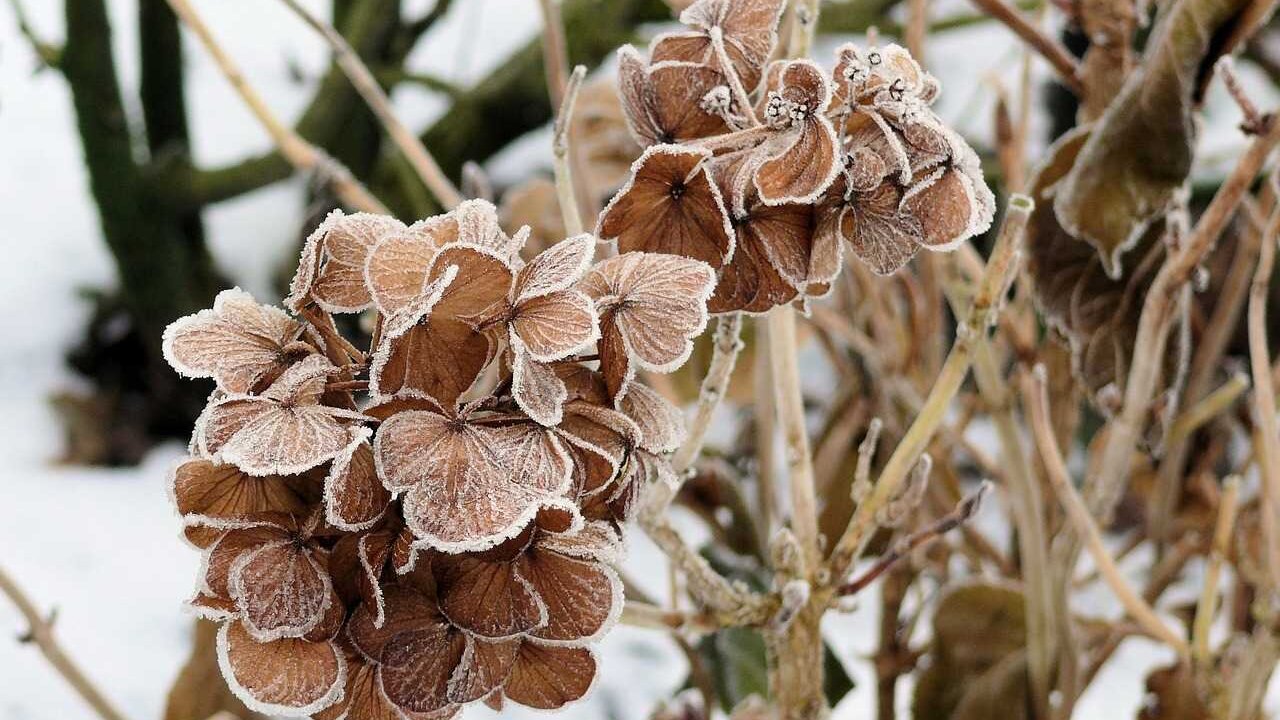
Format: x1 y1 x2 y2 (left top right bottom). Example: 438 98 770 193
0 565 131 720
966 0 1082 93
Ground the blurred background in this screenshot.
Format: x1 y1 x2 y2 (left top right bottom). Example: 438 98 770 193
1 1 1278 718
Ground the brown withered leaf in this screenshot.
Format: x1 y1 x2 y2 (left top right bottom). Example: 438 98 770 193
216 620 345 717
598 144 735 270
196 355 368 476
650 0 785 93
913 582 1029 720
288 210 405 313
618 47 730 146
1138 663 1210 720
375 410 573 552
619 381 687 454
1026 127 1190 404
580 252 716 402
163 288 309 394
1053 0 1262 275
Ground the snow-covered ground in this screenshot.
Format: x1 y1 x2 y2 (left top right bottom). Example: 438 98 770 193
1 1 1276 719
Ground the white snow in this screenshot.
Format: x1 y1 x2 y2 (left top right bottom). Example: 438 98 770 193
1 1 1276 718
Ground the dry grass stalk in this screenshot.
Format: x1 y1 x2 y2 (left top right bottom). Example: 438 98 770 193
278 0 463 210
163 0 386 214
0 565 131 720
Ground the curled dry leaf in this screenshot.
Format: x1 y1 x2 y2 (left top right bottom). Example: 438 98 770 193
650 0 785 94
163 288 310 394
580 252 716 402
1051 0 1259 275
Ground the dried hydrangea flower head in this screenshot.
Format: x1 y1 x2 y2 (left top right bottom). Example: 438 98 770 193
608 8 992 310
163 195 708 717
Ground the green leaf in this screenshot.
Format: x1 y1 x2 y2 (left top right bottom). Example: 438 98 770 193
1052 0 1262 276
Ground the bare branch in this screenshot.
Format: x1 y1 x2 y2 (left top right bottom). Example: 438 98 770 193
0 565 131 720
164 0 387 214
966 0 1083 93
278 0 462 210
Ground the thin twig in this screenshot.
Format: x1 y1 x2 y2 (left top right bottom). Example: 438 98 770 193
1247 190 1280 591
966 0 1083 93
1192 475 1239 667
620 600 720 634
1022 368 1192 659
767 306 822 577
551 65 588 236
673 314 745 473
0 565 131 720
827 195 1033 586
838 482 990 596
278 0 462 210
164 0 387 214
1165 371 1250 445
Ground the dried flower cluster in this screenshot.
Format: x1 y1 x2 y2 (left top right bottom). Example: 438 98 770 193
162 198 714 717
158 0 999 716
606 0 994 311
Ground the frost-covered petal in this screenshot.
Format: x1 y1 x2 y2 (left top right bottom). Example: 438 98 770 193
170 457 318 531
347 585 446 664
618 382 686 454
163 288 304 394
376 412 556 552
201 398 364 477
369 317 494 407
597 144 735 269
324 430 390 531
217 620 345 717
511 289 597 362
754 116 840 205
378 625 467 714
840 179 923 275
230 541 333 641
449 639 519 704
428 245 514 324
503 642 597 710
647 61 730 143
310 213 406 312
514 234 594 302
511 341 570 427
365 231 439 316
433 553 546 639
522 548 622 644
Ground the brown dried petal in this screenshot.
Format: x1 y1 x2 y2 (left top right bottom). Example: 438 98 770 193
163 288 304 394
203 524 290 599
836 178 923 276
365 231 439 316
378 625 467 714
229 540 333 641
449 639 519 704
510 341 571 426
376 411 562 552
170 457 317 536
618 382 686 454
324 430 390 531
433 553 546 638
217 620 345 717
647 61 731 143
512 289 598 363
514 234 595 303
582 252 715 400
598 144 735 269
503 642 597 710
369 316 494 406
754 116 840 206
523 547 622 644
347 584 445 664
428 244 514 325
